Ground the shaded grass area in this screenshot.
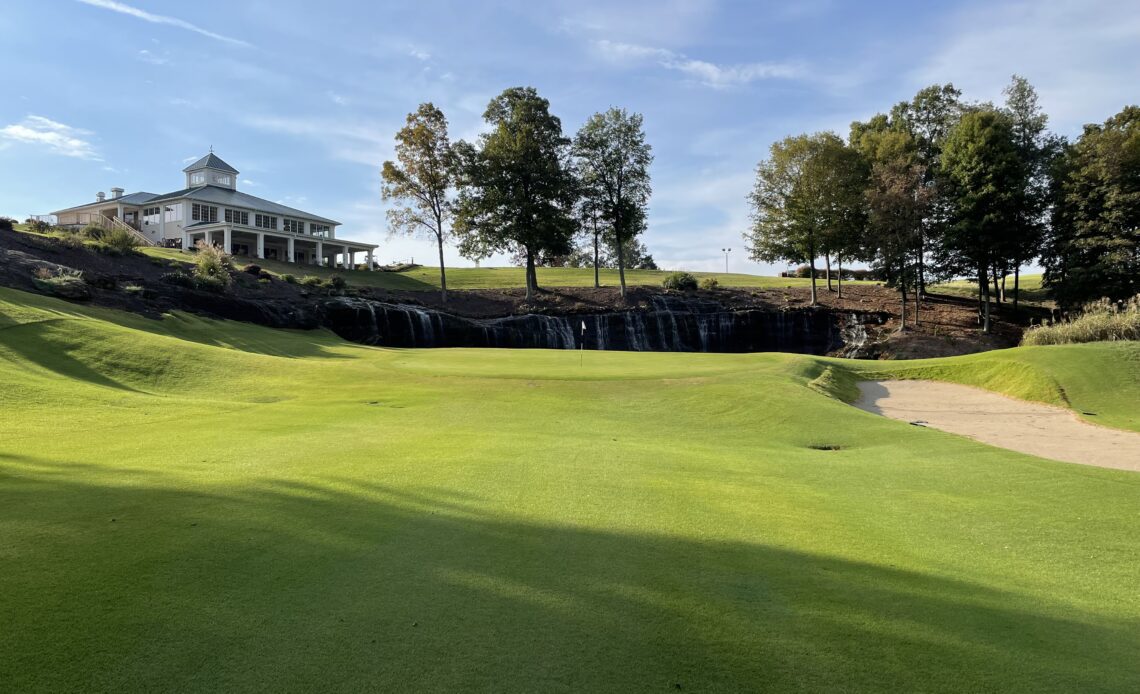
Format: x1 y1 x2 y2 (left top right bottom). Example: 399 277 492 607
1 287 1138 692
931 274 1051 306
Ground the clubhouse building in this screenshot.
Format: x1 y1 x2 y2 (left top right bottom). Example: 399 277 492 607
47 153 378 269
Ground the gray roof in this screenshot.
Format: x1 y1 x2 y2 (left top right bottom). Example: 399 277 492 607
52 191 159 213
182 153 239 174
146 185 340 225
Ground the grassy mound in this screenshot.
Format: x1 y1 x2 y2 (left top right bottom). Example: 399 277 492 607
1 287 1138 692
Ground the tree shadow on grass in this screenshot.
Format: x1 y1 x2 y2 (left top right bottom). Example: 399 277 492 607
0 455 1136 693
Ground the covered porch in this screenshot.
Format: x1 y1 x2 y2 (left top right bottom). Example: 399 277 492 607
184 224 377 269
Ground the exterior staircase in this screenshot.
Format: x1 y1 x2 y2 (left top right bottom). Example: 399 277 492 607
101 214 157 247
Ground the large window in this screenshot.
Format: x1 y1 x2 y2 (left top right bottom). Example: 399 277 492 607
255 214 277 229
283 218 304 234
309 223 330 237
225 209 249 225
191 203 218 223
190 173 205 185
142 206 162 225
214 174 232 186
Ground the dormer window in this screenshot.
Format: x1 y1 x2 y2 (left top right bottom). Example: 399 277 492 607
190 173 205 185
214 174 231 186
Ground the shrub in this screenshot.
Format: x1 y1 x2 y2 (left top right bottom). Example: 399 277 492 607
1021 296 1140 346
0 217 14 232
299 275 324 288
32 267 89 299
328 275 347 293
281 274 297 284
193 242 233 291
94 227 140 256
662 272 698 291
699 277 719 290
26 219 53 233
79 223 106 240
242 263 262 275
50 232 85 249
160 271 196 289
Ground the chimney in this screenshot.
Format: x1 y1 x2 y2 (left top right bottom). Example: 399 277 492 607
111 187 124 200
96 191 106 202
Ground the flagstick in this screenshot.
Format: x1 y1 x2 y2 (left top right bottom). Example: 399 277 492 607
580 320 586 367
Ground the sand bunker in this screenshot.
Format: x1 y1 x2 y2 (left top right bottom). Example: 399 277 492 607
855 380 1140 472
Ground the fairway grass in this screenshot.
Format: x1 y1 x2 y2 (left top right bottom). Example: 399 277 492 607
1 287 1138 692
139 244 863 291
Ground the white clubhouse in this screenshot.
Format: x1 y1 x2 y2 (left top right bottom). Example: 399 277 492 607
48 153 378 269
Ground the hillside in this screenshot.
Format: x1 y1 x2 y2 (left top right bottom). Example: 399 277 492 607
1 287 1138 692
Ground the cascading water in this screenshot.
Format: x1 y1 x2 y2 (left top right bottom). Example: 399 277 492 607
320 294 888 356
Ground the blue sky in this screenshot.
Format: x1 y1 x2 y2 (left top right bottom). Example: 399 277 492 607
1 0 1137 273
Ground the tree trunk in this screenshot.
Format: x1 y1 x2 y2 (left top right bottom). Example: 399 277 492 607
825 253 833 292
592 227 600 289
809 257 818 306
524 249 536 302
917 232 926 299
978 265 992 334
1001 272 1007 303
616 238 627 299
898 263 907 330
837 255 843 300
436 229 448 304
992 265 1002 304
1013 266 1020 312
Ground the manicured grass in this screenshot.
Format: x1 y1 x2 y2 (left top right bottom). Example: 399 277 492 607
138 245 865 291
1 287 1138 692
932 273 1051 305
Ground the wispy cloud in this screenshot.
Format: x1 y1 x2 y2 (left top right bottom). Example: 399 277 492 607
592 40 803 88
75 0 250 47
242 114 396 167
0 115 100 160
137 49 168 65
408 47 431 61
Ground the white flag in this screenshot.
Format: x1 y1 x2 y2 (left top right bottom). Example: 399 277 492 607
581 321 587 334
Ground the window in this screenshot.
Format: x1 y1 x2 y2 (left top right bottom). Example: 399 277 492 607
214 174 232 186
255 214 277 229
191 203 218 222
225 209 249 225
283 218 303 234
309 223 330 237
142 206 161 225
190 173 205 185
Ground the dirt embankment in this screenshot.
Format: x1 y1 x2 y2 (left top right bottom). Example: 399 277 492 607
0 228 1037 358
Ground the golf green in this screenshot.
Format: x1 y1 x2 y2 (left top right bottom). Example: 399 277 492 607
1 287 1137 692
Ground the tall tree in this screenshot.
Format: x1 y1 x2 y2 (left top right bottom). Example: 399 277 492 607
745 132 865 306
573 108 653 299
940 109 1027 333
890 84 964 295
575 193 608 287
453 87 578 301
1001 75 1054 310
381 103 455 302
1044 105 1140 307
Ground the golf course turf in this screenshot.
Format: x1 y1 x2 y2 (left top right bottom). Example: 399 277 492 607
1 286 1138 692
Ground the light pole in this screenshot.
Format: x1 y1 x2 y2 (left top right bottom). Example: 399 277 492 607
721 247 732 273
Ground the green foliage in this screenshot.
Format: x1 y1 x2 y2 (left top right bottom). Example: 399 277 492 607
662 271 698 290
699 277 719 290
299 275 324 288
192 243 233 292
1043 105 1139 307
453 86 578 300
79 223 106 240
0 217 14 232
31 267 88 299
93 227 141 256
281 274 297 284
160 270 196 289
26 218 53 233
382 102 456 301
573 108 653 297
122 284 145 296
1022 296 1140 345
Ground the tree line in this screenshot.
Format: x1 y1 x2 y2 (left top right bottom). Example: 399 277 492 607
381 87 653 302
745 77 1139 332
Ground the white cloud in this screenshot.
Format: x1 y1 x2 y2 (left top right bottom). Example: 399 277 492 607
75 0 250 47
913 0 1140 134
242 114 396 167
559 0 716 46
241 178 256 186
592 40 803 88
408 47 431 61
0 115 99 160
328 92 348 106
137 49 168 65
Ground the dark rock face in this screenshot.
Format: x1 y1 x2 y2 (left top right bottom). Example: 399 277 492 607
320 294 887 355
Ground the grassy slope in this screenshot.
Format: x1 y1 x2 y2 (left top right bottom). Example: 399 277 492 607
1 287 1138 692
139 245 865 291
932 273 1050 304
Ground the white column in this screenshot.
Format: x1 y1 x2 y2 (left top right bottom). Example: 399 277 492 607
256 232 265 259
316 240 323 266
203 230 212 247
182 229 190 251
343 245 351 269
223 227 232 254
287 237 295 263
366 250 374 271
